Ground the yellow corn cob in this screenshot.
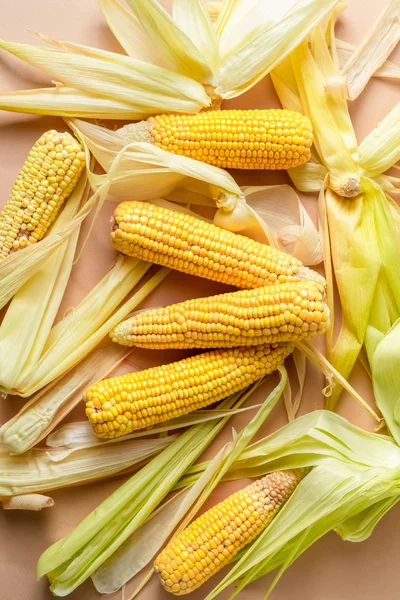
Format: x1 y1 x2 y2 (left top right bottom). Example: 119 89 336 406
111 201 323 289
84 343 292 439
0 130 85 260
110 280 329 350
154 469 307 595
118 109 313 170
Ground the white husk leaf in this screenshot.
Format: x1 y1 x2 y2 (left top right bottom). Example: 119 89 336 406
359 101 400 178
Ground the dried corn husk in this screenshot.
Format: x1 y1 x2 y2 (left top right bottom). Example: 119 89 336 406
336 38 400 81
0 0 338 118
327 0 400 99
0 434 175 498
2 494 55 511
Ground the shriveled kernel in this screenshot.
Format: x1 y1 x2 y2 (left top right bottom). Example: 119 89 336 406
0 130 85 259
84 343 293 439
154 469 307 595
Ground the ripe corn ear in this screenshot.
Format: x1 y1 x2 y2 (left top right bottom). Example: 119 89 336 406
110 280 329 350
84 343 292 439
118 109 313 170
154 469 306 595
0 130 85 259
111 201 322 289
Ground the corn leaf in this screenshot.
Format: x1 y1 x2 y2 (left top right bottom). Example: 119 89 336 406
216 0 339 98
339 0 400 100
98 0 165 65
124 0 212 82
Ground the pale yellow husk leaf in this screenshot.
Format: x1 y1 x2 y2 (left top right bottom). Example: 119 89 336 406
0 434 175 498
336 38 400 80
215 0 340 98
8 262 168 397
0 342 130 454
333 0 400 99
0 171 90 391
359 101 400 178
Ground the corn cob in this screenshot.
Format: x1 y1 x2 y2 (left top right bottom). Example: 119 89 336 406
111 280 329 350
154 469 307 595
0 130 85 260
111 201 323 289
84 343 292 439
118 109 313 170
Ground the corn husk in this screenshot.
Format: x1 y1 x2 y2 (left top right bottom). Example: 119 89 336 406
168 411 400 599
272 25 400 411
0 434 175 499
336 38 400 81
0 342 129 454
2 494 55 511
37 372 284 596
2 261 168 397
0 0 338 118
327 0 400 99
0 171 89 391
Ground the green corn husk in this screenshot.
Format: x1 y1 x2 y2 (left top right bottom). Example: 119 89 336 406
172 411 400 599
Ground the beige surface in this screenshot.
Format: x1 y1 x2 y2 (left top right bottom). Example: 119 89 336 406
1 1 400 599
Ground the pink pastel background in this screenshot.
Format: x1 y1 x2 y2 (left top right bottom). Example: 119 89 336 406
0 1 399 599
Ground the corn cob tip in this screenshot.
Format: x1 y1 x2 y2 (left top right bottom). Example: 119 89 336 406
154 468 307 595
